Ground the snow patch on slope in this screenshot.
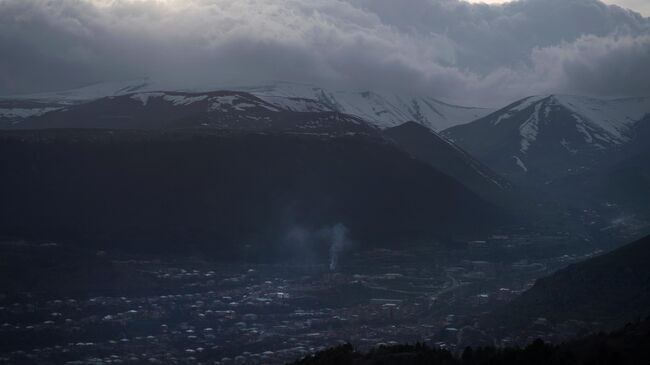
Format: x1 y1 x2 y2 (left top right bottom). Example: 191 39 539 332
260 96 332 112
493 96 547 126
131 93 164 106
207 95 280 112
0 107 60 119
518 102 543 153
556 95 649 142
513 156 528 172
162 94 208 106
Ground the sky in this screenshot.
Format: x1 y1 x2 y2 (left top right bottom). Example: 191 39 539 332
0 0 649 106
466 0 650 16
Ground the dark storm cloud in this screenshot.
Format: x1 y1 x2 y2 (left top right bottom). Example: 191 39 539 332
0 0 648 105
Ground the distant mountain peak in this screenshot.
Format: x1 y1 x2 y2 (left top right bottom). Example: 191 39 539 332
2 80 494 131
482 93 650 152
444 94 650 180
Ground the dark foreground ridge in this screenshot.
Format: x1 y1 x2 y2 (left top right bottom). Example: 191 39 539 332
292 317 650 365
487 234 650 331
0 129 505 258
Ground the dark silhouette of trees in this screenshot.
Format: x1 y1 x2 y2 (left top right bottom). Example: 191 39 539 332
292 318 650 365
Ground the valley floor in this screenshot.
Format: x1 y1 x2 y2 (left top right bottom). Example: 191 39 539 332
0 233 612 365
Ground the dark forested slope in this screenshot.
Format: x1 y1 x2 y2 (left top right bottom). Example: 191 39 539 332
0 129 505 259
489 234 650 329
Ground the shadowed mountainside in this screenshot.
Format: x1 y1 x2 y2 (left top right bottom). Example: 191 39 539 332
0 129 507 260
488 234 650 330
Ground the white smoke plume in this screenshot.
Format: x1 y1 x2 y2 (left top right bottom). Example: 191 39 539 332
326 223 350 271
282 222 351 270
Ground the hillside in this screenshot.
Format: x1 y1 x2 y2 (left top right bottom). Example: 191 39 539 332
382 121 512 207
488 235 650 329
0 129 505 259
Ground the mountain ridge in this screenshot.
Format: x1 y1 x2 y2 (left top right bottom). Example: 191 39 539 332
8 90 378 135
443 94 650 182
1 80 493 131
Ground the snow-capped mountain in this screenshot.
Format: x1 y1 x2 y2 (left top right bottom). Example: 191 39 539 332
1 80 492 131
443 94 650 182
0 100 63 127
13 90 376 135
234 82 493 131
7 79 157 104
0 79 155 127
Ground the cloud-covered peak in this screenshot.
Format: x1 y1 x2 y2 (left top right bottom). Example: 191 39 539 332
0 0 648 106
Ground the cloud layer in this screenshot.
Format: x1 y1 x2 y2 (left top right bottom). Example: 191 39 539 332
0 0 648 105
